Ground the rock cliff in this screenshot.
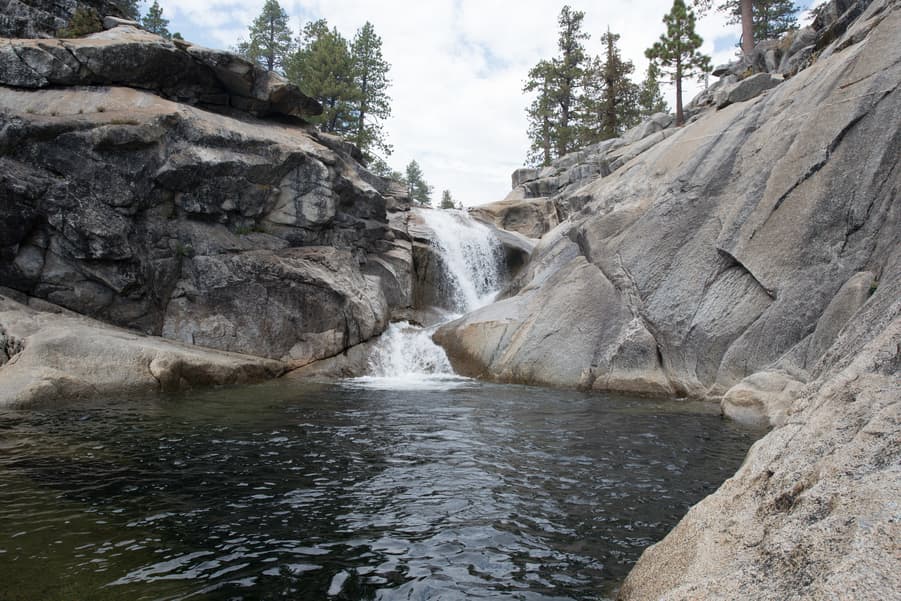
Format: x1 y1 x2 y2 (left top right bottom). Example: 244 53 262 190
0 22 418 392
437 0 899 423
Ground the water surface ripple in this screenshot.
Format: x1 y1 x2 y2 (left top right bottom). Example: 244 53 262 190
0 381 760 600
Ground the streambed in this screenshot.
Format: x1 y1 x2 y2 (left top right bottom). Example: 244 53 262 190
0 380 759 600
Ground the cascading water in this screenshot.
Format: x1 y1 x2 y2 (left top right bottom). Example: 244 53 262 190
351 209 505 389
419 209 506 314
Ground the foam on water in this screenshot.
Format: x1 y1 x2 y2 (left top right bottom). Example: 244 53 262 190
350 322 472 391
352 209 505 389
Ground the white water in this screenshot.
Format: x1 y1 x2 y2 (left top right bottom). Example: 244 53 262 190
351 209 505 390
421 209 506 314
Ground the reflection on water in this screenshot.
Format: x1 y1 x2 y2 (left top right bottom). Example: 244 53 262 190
0 381 761 600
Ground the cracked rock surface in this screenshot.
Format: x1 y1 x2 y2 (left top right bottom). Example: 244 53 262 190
438 0 899 412
0 27 415 378
0 292 285 406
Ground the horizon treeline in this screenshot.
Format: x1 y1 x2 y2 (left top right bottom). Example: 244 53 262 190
525 0 799 167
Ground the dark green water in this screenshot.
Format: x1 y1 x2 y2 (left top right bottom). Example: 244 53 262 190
0 380 760 600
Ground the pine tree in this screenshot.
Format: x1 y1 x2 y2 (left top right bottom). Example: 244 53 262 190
142 0 170 39
440 190 455 209
405 160 432 206
236 0 294 73
719 0 799 42
523 59 557 166
287 20 359 135
115 0 140 21
522 6 590 165
646 0 711 126
350 22 392 161
582 29 640 142
694 0 754 54
551 6 589 157
637 62 669 117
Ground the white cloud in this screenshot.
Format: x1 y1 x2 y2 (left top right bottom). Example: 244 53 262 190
160 0 742 206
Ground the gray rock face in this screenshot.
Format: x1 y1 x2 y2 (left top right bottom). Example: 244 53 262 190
619 244 900 601
716 72 783 108
0 30 409 367
0 292 285 406
0 0 122 38
436 0 900 408
469 197 559 239
0 26 322 119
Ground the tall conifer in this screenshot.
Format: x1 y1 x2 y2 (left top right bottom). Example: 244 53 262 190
646 0 711 126
142 1 170 38
637 63 669 117
522 6 590 165
350 22 392 161
236 0 294 73
582 29 640 142
405 161 432 206
288 20 358 135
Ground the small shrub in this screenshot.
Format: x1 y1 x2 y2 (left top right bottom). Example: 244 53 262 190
175 242 194 258
57 7 103 38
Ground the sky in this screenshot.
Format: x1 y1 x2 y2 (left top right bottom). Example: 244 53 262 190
152 0 815 207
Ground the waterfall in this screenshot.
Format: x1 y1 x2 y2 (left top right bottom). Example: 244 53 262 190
350 209 505 389
418 209 506 314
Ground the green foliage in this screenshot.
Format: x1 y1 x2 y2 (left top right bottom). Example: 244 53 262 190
349 22 393 161
440 190 455 209
236 0 294 72
172 32 184 40
368 156 404 181
646 0 711 125
721 0 800 41
114 0 140 20
581 29 641 143
694 0 798 48
637 62 670 117
523 59 557 166
57 6 102 38
405 160 432 206
287 19 358 135
142 0 171 38
523 6 590 165
551 6 589 156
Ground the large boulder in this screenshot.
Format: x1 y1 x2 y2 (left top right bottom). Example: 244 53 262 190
469 197 559 238
0 292 285 406
0 71 397 365
0 25 322 119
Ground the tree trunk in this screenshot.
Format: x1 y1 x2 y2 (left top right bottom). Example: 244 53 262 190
675 59 684 126
741 0 754 55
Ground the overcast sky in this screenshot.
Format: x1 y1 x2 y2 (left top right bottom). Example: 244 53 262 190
155 0 813 206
